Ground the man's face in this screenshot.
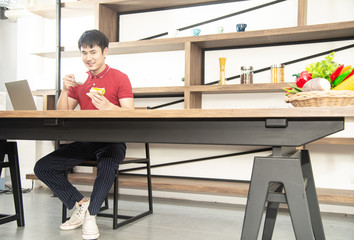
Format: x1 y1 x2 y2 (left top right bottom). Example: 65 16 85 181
81 45 108 75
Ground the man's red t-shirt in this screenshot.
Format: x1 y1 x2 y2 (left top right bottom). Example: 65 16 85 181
68 65 133 110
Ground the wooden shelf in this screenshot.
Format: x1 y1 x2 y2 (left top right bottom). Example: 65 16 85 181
310 137 354 145
26 173 354 205
193 21 354 49
133 84 291 96
31 21 354 58
28 2 95 19
32 89 56 96
133 86 185 97
28 0 234 19
189 83 293 94
30 84 292 98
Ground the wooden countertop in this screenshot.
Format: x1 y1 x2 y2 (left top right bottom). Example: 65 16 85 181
0 107 354 119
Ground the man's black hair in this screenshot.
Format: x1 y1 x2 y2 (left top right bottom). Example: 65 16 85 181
78 29 109 52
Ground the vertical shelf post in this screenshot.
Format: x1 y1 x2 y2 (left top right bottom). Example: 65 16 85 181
298 0 308 26
185 42 203 109
95 4 118 42
55 0 62 108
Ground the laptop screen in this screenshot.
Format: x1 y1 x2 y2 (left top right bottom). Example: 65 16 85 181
5 80 37 110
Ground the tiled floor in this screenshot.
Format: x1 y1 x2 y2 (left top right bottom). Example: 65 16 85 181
0 187 353 240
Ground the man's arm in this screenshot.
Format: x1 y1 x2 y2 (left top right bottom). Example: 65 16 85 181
57 74 79 110
119 98 135 110
57 90 78 110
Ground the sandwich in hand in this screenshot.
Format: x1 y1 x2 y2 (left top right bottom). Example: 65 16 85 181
87 87 105 98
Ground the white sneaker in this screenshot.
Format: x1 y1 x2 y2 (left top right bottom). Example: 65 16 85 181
82 211 99 240
60 200 90 230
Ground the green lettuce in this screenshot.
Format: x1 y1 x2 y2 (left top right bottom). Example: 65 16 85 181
305 52 339 81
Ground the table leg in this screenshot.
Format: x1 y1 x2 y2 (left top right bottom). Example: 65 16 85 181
241 157 272 239
300 150 326 240
241 150 318 239
280 156 314 239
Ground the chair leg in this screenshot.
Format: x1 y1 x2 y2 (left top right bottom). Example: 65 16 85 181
113 176 119 229
145 143 153 213
99 197 109 211
0 149 4 177
62 171 68 223
62 203 68 223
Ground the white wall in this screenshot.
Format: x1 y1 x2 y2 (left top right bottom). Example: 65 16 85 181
0 20 17 110
2 0 354 212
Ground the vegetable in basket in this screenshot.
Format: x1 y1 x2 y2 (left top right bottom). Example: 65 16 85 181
305 52 338 82
330 64 344 81
293 71 312 88
333 68 354 87
339 65 352 75
283 84 302 95
332 75 354 91
302 78 331 92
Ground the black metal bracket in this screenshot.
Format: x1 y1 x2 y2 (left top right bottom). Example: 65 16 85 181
266 118 288 128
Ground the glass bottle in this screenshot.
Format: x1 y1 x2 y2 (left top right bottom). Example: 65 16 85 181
240 66 253 84
219 57 226 85
271 64 285 83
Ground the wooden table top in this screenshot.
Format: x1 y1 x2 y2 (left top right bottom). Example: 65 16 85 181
0 107 354 119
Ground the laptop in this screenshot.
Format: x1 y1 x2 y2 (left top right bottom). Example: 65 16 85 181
5 80 37 110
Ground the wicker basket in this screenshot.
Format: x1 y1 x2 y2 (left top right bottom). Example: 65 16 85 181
285 90 354 107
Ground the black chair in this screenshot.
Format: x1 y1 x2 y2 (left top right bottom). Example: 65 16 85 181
62 143 153 229
0 140 25 227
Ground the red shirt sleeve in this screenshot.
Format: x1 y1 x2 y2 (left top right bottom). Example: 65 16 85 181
68 86 78 100
118 73 134 99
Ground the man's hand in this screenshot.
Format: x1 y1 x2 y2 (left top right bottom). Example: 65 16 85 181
62 74 78 92
88 92 118 110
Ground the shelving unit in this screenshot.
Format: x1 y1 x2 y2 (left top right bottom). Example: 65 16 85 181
27 0 354 138
26 0 354 206
28 0 354 109
27 0 354 130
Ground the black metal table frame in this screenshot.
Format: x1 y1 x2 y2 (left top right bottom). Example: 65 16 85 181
0 116 345 239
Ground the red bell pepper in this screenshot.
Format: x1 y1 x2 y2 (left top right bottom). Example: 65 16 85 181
330 64 344 81
294 71 312 88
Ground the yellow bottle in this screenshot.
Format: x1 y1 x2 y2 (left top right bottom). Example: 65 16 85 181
219 57 226 85
270 64 285 83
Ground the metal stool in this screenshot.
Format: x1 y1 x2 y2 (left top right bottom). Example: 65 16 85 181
241 148 325 239
0 140 25 227
62 143 153 229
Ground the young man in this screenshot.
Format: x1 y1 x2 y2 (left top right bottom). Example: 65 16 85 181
34 30 134 240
